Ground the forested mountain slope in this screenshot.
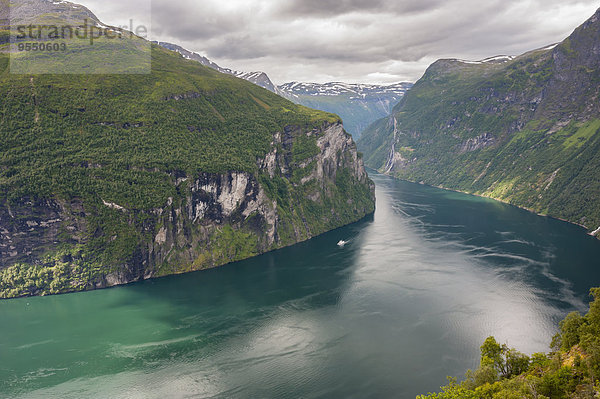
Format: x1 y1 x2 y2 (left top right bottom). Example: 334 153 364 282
359 9 600 236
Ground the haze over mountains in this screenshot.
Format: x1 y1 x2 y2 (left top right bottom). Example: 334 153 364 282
279 81 413 138
156 41 412 137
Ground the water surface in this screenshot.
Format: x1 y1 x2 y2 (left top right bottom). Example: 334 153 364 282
2 172 600 398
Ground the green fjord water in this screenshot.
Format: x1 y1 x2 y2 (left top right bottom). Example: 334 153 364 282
2 172 600 399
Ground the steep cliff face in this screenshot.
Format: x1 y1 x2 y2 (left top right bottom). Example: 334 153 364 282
0 199 87 268
140 122 374 283
358 8 600 236
0 122 374 298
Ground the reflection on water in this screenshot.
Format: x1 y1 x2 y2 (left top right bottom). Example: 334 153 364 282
2 172 600 399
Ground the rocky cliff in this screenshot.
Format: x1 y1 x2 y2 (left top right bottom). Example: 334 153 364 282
0 121 374 298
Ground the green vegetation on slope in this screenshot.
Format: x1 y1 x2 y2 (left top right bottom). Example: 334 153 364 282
0 45 338 209
418 288 600 399
0 43 338 270
0 245 103 298
0 4 377 298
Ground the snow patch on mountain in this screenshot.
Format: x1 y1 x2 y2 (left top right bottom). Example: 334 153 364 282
279 81 412 98
454 55 516 65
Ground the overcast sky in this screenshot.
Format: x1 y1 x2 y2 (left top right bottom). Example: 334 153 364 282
77 0 599 84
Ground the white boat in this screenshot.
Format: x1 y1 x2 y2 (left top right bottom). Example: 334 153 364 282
337 240 347 247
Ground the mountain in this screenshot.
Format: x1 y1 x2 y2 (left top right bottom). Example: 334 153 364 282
155 42 412 137
358 8 600 237
7 0 100 25
0 0 375 298
155 42 283 94
279 81 413 137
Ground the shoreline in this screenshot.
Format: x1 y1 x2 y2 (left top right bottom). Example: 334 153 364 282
0 211 377 301
374 169 599 240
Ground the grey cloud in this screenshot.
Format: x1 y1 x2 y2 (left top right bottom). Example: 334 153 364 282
207 34 271 59
78 0 600 84
276 0 388 17
276 0 449 18
150 2 248 40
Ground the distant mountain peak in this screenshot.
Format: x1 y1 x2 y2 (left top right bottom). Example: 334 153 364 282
232 71 280 94
474 55 515 64
276 81 413 137
436 55 516 67
6 0 101 25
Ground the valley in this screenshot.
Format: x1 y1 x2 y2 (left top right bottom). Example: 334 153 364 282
2 1 600 398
